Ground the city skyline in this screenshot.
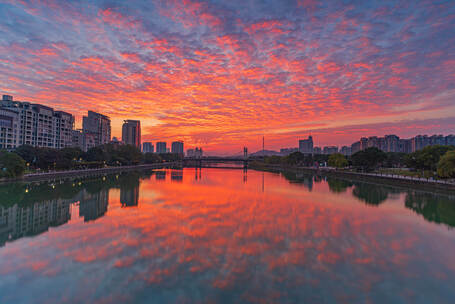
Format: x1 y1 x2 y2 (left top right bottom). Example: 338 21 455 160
0 1 454 153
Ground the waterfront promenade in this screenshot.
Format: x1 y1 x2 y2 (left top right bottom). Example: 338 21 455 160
1 162 181 183
250 163 455 192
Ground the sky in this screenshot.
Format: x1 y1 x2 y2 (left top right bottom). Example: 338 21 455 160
0 0 454 154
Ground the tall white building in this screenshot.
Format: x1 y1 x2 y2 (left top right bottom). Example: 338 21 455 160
1 95 74 149
0 107 20 150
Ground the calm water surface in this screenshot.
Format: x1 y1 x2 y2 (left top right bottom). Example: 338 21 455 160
0 168 454 303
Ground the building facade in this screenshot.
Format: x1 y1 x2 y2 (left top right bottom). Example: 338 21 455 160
323 146 338 155
156 142 167 154
299 136 313 154
171 141 184 154
187 147 203 158
122 120 141 148
142 142 154 153
0 107 20 150
340 146 352 156
1 95 74 149
82 111 111 147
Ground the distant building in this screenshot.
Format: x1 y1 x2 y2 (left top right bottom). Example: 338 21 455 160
446 135 455 146
348 133 454 154
156 142 167 154
323 146 338 155
1 94 74 149
142 142 154 153
171 141 184 154
398 139 412 153
360 137 368 150
195 147 203 157
122 120 141 148
72 129 96 152
367 136 379 149
351 141 361 154
299 136 313 154
313 146 322 154
187 147 203 158
385 135 400 152
340 146 352 156
430 134 445 146
411 135 429 152
82 110 111 147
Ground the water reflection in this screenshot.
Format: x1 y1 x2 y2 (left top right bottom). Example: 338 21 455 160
120 176 140 208
78 189 109 222
281 172 455 227
0 169 454 303
0 172 149 246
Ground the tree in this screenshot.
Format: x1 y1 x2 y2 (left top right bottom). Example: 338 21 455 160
328 153 348 168
0 151 26 178
284 152 305 165
264 155 283 164
144 153 162 164
351 147 387 172
384 152 407 168
405 145 454 171
437 150 455 178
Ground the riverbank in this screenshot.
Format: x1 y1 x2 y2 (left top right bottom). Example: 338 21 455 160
0 162 182 183
249 163 455 193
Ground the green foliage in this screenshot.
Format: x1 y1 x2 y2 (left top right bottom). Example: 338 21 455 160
328 153 348 168
14 145 84 170
159 153 183 162
85 144 143 165
264 155 283 165
383 152 407 168
405 145 454 171
144 153 162 164
0 151 26 178
437 150 455 178
283 151 305 165
351 147 387 172
327 178 353 193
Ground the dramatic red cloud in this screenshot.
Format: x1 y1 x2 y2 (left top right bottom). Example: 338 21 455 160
0 1 454 154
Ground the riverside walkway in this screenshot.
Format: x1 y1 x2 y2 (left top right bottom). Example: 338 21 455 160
19 162 181 182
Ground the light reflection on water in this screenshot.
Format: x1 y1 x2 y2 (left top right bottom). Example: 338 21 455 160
0 168 454 304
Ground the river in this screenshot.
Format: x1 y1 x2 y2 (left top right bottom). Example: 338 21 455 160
0 168 454 303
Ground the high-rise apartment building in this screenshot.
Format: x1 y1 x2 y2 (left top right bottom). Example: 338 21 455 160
349 133 454 154
171 141 184 154
121 120 141 148
0 107 20 150
72 129 96 152
385 135 400 153
351 141 361 154
142 142 154 153
299 136 313 154
82 111 111 147
446 135 455 146
156 142 167 154
411 135 429 152
1 95 74 149
340 146 352 156
323 146 338 155
313 146 322 154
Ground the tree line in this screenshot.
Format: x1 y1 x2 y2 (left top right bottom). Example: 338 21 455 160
258 145 455 178
0 144 183 179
